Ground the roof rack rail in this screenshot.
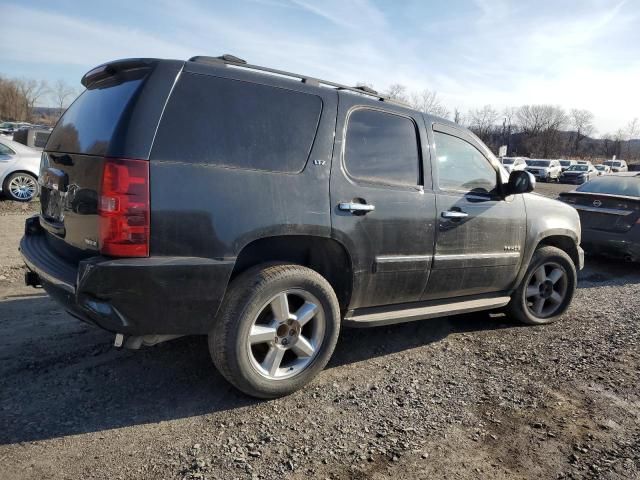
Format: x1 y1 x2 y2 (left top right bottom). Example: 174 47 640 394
188 54 405 105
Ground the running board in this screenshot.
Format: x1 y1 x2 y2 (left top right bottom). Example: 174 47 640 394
343 296 511 328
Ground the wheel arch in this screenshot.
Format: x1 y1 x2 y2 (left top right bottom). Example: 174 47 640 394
231 235 354 312
537 234 581 268
512 230 580 291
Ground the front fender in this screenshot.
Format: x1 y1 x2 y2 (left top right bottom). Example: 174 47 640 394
512 193 582 288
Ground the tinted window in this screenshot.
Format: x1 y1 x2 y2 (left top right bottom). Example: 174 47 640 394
577 176 640 197
434 131 497 193
344 109 420 186
153 74 322 173
0 143 15 155
47 78 144 155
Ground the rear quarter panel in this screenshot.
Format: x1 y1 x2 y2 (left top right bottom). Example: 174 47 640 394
148 70 338 260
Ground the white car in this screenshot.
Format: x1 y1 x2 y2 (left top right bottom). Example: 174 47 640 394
595 164 611 176
525 159 563 182
559 159 576 172
500 156 528 173
603 160 628 173
0 138 40 201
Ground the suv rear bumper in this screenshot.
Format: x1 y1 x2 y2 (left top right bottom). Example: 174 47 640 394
20 216 235 335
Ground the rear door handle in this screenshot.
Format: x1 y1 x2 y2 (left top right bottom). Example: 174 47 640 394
339 202 375 214
441 210 468 219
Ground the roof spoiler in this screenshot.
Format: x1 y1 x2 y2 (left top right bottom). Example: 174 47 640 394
81 58 158 88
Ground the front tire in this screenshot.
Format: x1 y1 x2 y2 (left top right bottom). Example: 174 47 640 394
507 246 576 325
209 263 341 398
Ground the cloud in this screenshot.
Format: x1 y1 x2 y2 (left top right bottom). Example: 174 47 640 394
1 5 192 67
1 0 638 133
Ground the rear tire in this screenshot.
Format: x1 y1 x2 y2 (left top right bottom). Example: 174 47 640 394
209 263 341 398
507 246 576 325
3 172 38 202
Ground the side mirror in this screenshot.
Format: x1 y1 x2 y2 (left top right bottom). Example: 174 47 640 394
505 170 535 196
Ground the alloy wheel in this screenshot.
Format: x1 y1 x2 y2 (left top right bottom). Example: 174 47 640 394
8 175 37 200
247 289 325 380
524 262 568 318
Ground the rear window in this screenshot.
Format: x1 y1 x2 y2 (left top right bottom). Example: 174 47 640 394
528 160 550 167
577 176 640 197
46 77 144 155
152 74 323 173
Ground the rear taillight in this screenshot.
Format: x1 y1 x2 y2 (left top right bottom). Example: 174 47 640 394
98 158 149 257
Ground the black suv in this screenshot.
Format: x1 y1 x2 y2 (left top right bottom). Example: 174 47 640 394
20 55 584 398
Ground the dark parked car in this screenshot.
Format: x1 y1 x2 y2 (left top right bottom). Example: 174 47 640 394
560 163 597 184
20 56 584 398
559 173 640 262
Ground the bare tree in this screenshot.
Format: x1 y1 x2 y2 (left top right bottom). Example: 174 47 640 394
0 76 28 121
516 105 567 157
51 79 77 117
453 108 464 124
468 105 499 141
623 118 640 160
384 84 409 103
569 109 595 156
16 78 49 121
409 89 449 118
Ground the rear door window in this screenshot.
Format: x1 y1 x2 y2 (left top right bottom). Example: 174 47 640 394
152 74 323 173
0 143 15 155
343 108 421 187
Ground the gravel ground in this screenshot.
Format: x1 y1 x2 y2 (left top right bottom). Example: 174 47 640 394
0 190 638 480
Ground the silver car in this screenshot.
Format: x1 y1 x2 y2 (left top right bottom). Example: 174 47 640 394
0 138 40 201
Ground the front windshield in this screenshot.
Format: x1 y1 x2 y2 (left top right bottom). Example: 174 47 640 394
595 165 605 170
502 159 514 165
567 165 588 172
529 160 550 167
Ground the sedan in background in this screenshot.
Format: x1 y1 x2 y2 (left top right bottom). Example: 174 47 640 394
595 164 611 176
560 163 597 184
559 173 640 262
500 156 528 173
0 138 40 201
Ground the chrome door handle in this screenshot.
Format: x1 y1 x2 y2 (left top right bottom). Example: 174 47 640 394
441 210 468 219
339 202 375 213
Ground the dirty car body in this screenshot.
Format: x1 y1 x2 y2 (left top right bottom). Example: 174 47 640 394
20 56 585 397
